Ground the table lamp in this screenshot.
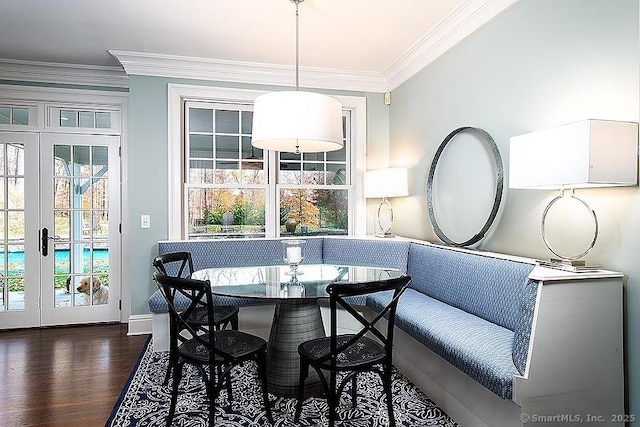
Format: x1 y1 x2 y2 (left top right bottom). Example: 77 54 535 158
365 167 409 237
509 119 638 270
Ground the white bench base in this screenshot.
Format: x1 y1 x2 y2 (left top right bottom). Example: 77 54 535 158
150 305 276 353
150 303 364 353
151 312 170 352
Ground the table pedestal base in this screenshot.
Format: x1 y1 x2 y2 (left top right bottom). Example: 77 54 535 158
266 299 325 398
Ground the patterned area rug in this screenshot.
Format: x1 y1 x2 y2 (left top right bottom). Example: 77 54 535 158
107 338 458 426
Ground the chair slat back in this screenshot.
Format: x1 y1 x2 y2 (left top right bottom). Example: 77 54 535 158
153 272 213 352
153 252 194 278
325 275 411 363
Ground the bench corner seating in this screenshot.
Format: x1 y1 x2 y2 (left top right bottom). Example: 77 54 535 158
148 236 624 426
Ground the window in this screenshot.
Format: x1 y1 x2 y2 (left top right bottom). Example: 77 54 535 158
47 107 120 132
0 106 34 127
278 119 350 236
169 85 366 240
185 102 267 238
59 110 112 129
184 102 351 239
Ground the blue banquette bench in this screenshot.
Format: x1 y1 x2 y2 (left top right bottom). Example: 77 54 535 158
148 236 624 426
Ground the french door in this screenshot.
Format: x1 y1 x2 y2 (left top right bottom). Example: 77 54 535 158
0 131 120 328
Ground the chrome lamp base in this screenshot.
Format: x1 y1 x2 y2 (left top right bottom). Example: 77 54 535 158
536 258 602 272
375 232 396 238
538 188 601 272
375 197 396 238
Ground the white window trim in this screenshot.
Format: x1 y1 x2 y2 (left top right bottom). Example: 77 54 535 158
167 83 366 239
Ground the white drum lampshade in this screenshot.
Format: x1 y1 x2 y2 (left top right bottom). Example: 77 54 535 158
251 91 343 154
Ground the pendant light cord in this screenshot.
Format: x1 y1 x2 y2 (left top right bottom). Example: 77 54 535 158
291 0 303 153
294 0 300 91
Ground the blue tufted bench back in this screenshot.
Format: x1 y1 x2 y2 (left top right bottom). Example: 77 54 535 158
322 237 410 271
407 243 535 332
158 237 324 270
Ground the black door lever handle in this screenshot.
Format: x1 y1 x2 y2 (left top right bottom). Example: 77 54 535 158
41 227 49 257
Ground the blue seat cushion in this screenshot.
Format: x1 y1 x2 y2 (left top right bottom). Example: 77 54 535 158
368 289 519 399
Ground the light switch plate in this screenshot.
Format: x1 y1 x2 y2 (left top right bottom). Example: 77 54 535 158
141 215 151 229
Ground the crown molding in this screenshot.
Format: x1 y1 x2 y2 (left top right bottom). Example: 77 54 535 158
111 0 517 93
0 0 518 93
0 0 516 93
109 50 387 93
384 0 520 90
0 58 129 88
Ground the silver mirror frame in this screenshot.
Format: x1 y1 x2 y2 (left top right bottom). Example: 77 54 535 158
426 127 504 247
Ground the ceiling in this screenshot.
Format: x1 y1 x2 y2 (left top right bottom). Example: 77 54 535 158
0 0 518 91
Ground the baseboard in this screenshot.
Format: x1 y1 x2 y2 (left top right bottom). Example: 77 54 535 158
128 314 152 336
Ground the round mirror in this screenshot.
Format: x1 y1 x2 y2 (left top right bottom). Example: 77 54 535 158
426 127 504 247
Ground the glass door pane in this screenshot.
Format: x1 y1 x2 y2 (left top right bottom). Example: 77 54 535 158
0 132 39 329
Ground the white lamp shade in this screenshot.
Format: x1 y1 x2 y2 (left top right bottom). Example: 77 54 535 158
365 168 410 198
251 91 343 153
509 119 638 189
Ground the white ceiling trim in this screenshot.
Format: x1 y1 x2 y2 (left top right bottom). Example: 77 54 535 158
384 0 520 90
0 58 129 88
110 0 517 93
109 50 388 93
0 0 518 93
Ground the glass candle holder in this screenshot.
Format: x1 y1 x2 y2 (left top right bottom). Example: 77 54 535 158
282 239 305 274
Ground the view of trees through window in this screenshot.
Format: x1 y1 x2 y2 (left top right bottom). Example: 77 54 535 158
52 145 110 300
185 102 350 238
0 143 27 309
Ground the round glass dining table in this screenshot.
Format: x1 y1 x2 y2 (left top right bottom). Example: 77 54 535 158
192 263 405 398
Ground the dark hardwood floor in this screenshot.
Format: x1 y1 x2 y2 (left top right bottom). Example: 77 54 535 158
0 324 149 427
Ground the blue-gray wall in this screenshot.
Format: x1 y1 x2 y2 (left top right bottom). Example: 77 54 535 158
388 0 639 418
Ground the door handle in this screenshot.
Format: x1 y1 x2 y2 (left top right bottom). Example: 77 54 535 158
41 227 49 257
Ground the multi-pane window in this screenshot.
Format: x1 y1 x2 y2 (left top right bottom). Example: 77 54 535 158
0 143 26 311
52 144 110 307
59 109 112 129
278 117 349 236
46 107 119 132
185 102 267 239
0 106 30 126
184 101 351 239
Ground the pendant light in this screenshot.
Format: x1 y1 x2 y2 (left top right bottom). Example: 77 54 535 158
251 0 343 154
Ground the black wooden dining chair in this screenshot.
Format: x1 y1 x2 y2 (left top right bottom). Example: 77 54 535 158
153 272 273 427
152 252 239 386
294 274 412 427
